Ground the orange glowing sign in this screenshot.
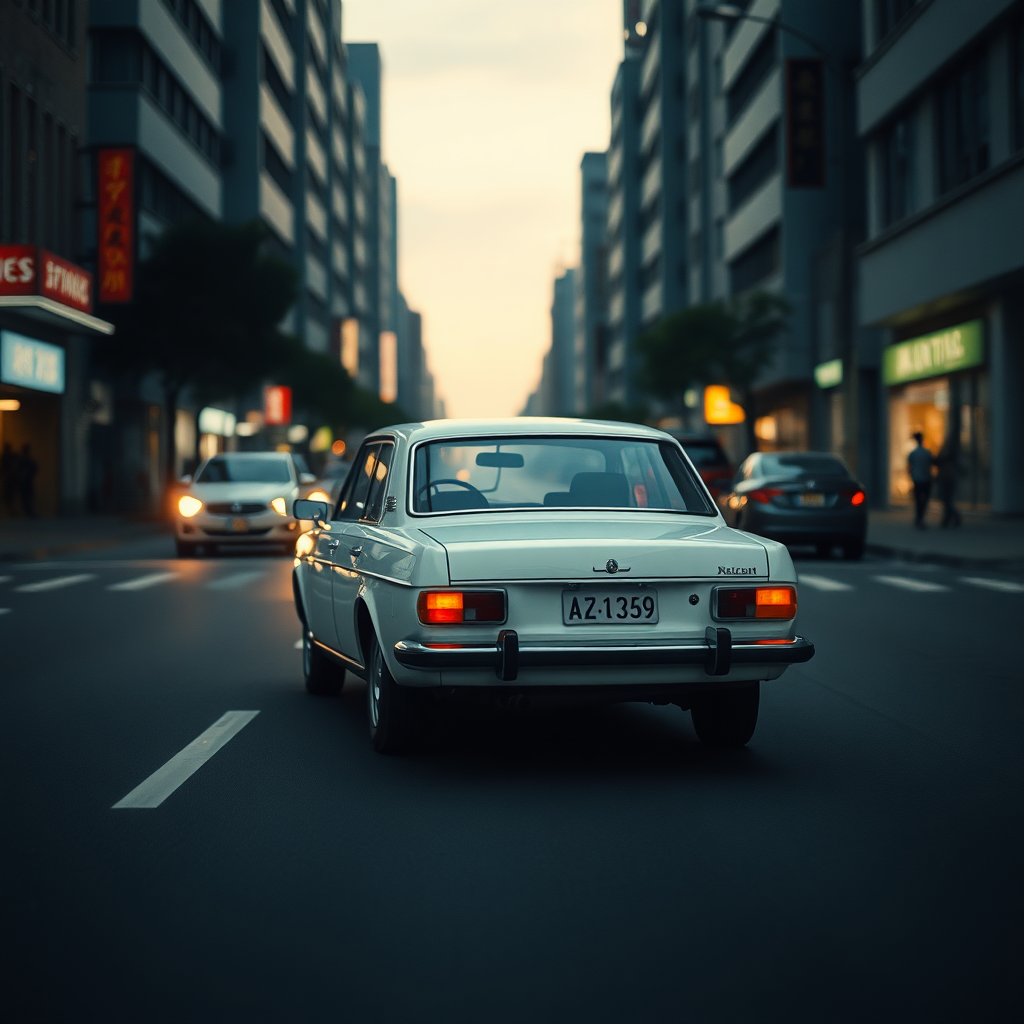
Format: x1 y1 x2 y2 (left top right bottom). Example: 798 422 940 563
704 385 745 425
97 149 135 303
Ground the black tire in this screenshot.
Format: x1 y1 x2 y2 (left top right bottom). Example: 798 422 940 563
302 629 344 696
175 540 197 558
367 633 420 754
690 682 760 747
842 539 865 561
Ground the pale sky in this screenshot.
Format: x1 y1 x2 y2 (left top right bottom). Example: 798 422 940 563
342 0 623 418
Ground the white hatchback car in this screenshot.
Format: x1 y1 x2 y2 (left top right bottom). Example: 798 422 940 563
176 451 314 556
291 419 814 753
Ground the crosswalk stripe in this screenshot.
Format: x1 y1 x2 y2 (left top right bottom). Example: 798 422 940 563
873 575 950 593
959 576 1024 594
15 573 96 593
107 571 178 592
205 570 267 591
0 575 12 585
0 608 10 616
798 574 854 592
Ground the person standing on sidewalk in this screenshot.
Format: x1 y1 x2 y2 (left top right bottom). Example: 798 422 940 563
907 432 933 529
934 436 962 528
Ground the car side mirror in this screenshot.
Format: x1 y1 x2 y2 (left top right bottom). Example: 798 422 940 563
299 472 316 485
293 498 329 522
179 474 192 485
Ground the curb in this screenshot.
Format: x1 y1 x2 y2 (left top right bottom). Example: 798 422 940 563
865 542 1024 573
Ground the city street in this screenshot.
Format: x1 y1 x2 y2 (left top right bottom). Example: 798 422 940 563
1 538 1021 1023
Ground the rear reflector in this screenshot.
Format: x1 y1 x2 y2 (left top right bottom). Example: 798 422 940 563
715 586 797 620
417 590 506 625
749 488 784 504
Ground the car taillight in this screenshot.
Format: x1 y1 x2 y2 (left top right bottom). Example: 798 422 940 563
851 490 866 506
417 590 506 625
748 488 783 504
715 586 797 620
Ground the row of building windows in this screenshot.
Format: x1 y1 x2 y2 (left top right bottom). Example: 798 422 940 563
138 157 204 227
728 126 778 213
159 0 221 74
726 29 776 127
10 0 78 51
90 30 221 167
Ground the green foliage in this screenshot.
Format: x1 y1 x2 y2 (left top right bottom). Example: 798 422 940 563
584 400 651 425
634 291 791 410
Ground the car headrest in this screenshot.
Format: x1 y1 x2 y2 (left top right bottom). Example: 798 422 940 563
543 491 572 506
428 489 490 512
568 472 630 507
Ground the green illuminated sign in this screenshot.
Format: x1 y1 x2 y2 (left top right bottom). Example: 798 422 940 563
882 319 984 386
814 358 843 389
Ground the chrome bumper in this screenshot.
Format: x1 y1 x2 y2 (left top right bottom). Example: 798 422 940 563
394 628 814 682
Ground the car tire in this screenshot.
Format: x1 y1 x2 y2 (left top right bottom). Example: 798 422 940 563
842 539 865 561
367 633 420 754
302 629 344 696
175 540 196 558
690 682 759 747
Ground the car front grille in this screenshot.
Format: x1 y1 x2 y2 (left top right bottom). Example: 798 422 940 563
201 527 273 537
206 502 268 514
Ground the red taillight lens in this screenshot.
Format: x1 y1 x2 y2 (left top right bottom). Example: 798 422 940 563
417 590 506 624
716 586 797 620
851 490 866 506
748 488 783 504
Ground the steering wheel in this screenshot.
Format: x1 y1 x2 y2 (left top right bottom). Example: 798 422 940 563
415 478 486 508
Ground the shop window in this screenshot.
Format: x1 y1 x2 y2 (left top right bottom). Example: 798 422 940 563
729 227 781 295
936 49 990 194
880 112 915 227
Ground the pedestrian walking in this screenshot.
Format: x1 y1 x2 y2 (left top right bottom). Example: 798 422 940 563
1 441 19 515
907 432 932 529
18 442 38 518
934 436 962 528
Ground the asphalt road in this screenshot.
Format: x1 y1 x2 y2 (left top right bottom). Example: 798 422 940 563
1 535 1021 1023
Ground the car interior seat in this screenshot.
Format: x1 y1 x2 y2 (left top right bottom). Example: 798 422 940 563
568 472 630 507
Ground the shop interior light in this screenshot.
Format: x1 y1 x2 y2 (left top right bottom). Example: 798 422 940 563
178 495 203 517
270 497 288 516
0 399 21 411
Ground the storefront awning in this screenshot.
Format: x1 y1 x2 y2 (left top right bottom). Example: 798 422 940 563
0 295 114 335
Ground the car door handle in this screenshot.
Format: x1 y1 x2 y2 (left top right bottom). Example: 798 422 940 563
325 538 341 550
349 545 363 556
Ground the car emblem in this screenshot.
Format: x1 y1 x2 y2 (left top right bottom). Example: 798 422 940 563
231 502 242 513
806 481 815 489
593 558 631 574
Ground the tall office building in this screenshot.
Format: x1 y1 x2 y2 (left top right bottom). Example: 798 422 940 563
574 152 609 412
856 0 1024 513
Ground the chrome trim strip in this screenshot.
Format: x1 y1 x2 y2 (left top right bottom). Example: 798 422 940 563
313 639 364 672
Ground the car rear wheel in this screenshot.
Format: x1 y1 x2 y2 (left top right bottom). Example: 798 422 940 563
302 629 344 696
367 633 420 754
690 682 759 747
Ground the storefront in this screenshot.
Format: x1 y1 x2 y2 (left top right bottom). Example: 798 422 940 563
883 318 989 508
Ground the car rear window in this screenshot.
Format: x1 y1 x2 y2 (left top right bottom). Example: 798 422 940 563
759 454 851 479
411 437 714 515
196 457 293 484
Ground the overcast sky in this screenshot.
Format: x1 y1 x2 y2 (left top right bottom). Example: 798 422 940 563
342 0 623 418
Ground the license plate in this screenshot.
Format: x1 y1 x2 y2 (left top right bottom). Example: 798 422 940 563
798 493 825 507
562 589 659 625
231 517 249 532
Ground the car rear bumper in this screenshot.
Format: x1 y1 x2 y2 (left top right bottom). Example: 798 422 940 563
394 628 814 681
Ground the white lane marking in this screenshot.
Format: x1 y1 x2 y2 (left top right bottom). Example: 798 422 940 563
112 711 260 809
107 571 178 592
960 576 1024 594
15 573 96 593
0 575 12 584
873 575 950 593
293 639 303 649
0 608 10 616
205 570 267 591
798 574 854 592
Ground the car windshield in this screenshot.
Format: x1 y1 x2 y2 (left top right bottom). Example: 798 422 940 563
196 456 292 484
680 441 729 468
412 436 714 514
758 454 851 479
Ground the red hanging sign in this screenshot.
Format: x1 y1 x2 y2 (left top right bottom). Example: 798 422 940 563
97 148 135 303
264 386 293 426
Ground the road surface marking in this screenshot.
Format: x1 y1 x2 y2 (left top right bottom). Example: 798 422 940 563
15 574 96 593
960 576 1024 594
0 608 10 616
206 570 267 591
798 574 854 592
112 711 260 809
873 575 950 593
294 639 303 649
0 575 12 584
107 571 178 591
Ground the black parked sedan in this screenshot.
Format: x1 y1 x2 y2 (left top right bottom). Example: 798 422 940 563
720 452 867 560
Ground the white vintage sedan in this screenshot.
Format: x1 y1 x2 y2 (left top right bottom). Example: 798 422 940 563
291 419 814 753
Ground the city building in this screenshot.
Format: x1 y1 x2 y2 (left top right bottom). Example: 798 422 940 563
574 151 609 412
522 267 578 417
1 0 114 518
855 0 1024 513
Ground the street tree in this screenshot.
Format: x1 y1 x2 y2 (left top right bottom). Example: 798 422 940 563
99 218 300 482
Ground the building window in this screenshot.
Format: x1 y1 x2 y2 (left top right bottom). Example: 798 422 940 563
139 159 204 225
262 46 293 113
729 227 780 294
727 126 778 212
262 133 292 195
159 0 221 73
880 113 915 226
936 49 990 194
726 28 775 125
873 0 919 49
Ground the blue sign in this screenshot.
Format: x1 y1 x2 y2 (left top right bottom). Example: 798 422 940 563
1 330 65 394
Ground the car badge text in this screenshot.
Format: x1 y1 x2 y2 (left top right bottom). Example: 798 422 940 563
593 558 631 574
718 566 757 575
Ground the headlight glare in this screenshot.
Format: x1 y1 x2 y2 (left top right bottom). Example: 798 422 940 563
271 497 288 516
178 495 203 518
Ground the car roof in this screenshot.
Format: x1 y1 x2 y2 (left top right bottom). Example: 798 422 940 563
207 451 292 458
364 417 674 445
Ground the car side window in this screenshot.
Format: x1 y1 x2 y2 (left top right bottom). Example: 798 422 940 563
337 444 380 521
363 442 395 522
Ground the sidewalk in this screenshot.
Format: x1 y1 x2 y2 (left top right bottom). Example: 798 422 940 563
867 506 1024 570
0 515 168 562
